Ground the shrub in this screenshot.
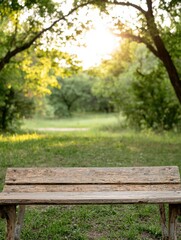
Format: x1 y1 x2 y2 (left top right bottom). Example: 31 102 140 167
120 66 181 130
0 84 35 132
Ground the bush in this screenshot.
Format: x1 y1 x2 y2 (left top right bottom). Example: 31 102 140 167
120 66 181 130
0 84 35 132
48 75 113 118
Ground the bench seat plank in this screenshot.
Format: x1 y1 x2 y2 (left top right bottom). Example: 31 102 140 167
1 166 181 240
5 166 180 185
0 191 181 205
3 183 181 193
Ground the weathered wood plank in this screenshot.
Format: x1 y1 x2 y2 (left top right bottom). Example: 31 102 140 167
159 204 168 240
1 166 181 240
3 183 181 193
5 205 16 240
5 167 180 185
15 205 25 240
169 204 179 240
0 191 181 205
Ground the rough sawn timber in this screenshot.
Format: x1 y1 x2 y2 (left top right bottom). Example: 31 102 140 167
0 166 181 240
0 191 181 205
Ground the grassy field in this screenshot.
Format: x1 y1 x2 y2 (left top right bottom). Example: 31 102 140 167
0 114 181 239
22 113 122 130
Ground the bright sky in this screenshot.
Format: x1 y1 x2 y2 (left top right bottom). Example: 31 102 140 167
43 1 147 69
61 1 140 70
19 1 120 70
72 18 120 69
72 1 170 69
62 7 121 69
19 0 171 70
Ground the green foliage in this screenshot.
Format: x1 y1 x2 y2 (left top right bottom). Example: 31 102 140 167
49 76 84 117
122 67 181 130
0 83 35 132
48 74 113 118
20 48 62 96
118 43 181 131
94 0 181 105
91 41 181 131
162 14 181 73
0 0 56 12
0 40 82 131
0 60 36 132
0 0 90 71
91 40 137 113
0 0 89 130
0 46 63 132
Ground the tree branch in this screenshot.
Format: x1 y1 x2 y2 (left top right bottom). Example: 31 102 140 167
146 0 153 16
0 1 94 71
118 32 159 58
105 0 147 16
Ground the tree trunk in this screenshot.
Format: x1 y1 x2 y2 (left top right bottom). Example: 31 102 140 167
1 106 7 131
154 35 181 104
145 0 181 104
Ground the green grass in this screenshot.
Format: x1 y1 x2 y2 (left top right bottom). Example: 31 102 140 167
22 113 122 130
0 114 181 239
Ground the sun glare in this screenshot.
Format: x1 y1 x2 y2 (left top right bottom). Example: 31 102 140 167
79 24 119 69
70 18 120 69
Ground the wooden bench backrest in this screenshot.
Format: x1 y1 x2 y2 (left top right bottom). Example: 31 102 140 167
3 166 181 193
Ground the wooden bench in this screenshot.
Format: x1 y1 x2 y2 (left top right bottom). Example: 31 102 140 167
0 166 181 240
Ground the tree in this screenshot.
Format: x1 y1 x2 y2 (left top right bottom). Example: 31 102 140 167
1 0 180 102
90 40 137 113
91 40 181 130
130 66 181 130
0 44 78 131
48 73 113 117
0 0 93 130
0 0 93 73
0 65 35 132
93 0 181 103
49 77 83 117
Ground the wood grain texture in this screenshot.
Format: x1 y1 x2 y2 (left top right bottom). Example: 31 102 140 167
5 166 180 185
0 191 181 205
15 205 25 240
5 205 16 240
1 166 181 240
159 204 169 239
3 183 181 193
169 204 179 240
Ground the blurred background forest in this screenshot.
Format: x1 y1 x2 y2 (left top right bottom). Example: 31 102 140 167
0 0 180 133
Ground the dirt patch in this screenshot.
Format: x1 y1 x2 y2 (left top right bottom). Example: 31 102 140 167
34 128 89 132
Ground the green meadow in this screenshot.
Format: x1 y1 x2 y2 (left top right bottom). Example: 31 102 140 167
0 114 181 239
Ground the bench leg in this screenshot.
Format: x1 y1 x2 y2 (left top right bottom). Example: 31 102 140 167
159 204 169 240
15 205 25 240
0 205 17 240
168 204 180 240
